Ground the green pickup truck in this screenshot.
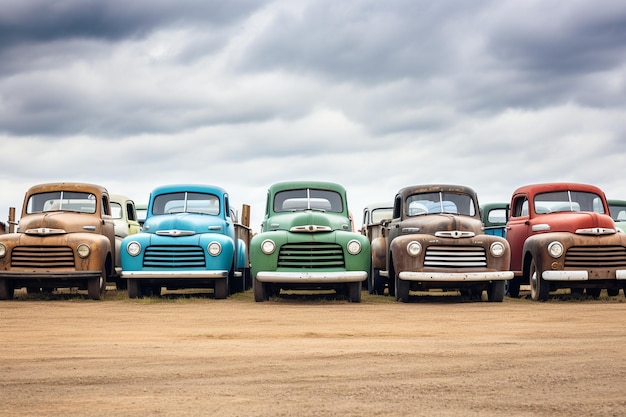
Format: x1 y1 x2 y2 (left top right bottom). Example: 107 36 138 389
250 181 370 302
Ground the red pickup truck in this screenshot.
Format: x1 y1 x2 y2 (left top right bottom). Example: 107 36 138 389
506 183 626 300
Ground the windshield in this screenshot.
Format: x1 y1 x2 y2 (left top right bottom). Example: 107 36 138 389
406 192 476 216
111 202 123 219
274 188 343 213
27 191 97 214
371 208 393 224
152 192 220 216
534 191 605 214
609 204 626 222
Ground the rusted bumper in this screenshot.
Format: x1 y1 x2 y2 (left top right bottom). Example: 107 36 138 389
0 271 102 280
543 270 626 281
398 271 513 282
256 271 367 283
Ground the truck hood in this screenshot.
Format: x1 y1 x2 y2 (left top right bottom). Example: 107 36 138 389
17 212 102 235
265 211 351 232
533 211 617 234
400 214 483 236
142 213 226 235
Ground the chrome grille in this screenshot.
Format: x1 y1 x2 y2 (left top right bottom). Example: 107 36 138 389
278 243 345 269
564 246 626 268
424 246 487 268
143 245 206 268
11 246 75 268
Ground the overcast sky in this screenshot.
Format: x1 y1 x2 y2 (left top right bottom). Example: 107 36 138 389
1 0 625 231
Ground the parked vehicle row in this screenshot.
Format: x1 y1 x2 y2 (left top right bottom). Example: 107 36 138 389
1 181 625 302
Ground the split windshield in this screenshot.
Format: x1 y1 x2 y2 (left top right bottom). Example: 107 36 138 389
534 190 605 214
406 192 476 216
152 192 220 216
274 189 343 213
27 191 97 214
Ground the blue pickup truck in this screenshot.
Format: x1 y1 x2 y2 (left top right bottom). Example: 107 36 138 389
120 184 251 298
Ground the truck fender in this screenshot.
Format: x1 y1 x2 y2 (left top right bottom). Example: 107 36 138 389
371 236 387 270
236 239 248 269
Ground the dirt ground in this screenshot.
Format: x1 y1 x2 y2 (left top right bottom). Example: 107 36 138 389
1 288 626 417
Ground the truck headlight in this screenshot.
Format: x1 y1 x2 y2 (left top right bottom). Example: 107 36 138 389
208 241 222 256
548 241 564 258
0 243 6 258
347 239 362 255
127 241 141 257
77 244 91 258
407 241 422 257
490 242 505 258
261 239 276 255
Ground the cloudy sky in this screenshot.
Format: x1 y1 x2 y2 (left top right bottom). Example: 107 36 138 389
1 0 625 231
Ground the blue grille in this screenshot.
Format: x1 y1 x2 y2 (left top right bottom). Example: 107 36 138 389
143 245 206 268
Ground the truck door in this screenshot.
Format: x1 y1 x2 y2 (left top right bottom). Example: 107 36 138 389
506 194 531 274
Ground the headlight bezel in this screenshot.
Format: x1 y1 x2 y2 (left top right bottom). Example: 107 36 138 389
261 239 276 255
490 242 506 258
127 241 142 257
208 241 222 257
346 239 362 255
77 243 91 259
0 243 6 258
547 241 564 258
407 241 422 257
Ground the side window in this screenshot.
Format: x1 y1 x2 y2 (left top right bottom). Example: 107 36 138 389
512 197 528 217
224 195 230 218
393 195 402 219
101 196 111 216
362 210 369 226
126 203 136 221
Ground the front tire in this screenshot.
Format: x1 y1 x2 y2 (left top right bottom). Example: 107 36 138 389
214 278 228 299
127 279 142 298
529 258 549 301
88 272 106 300
507 277 521 298
487 281 505 302
0 279 14 300
395 274 409 303
347 281 361 303
253 275 269 302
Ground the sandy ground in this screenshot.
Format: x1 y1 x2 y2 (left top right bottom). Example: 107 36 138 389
1 288 626 417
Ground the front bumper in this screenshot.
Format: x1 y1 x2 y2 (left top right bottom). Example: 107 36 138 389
0 271 102 280
121 270 228 279
398 271 513 282
542 269 626 281
256 271 367 284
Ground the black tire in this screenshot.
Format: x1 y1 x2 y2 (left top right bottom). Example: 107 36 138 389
115 278 127 290
395 274 409 303
229 269 245 294
529 258 549 301
214 278 228 299
127 279 142 298
347 281 361 303
507 277 520 298
253 275 268 302
607 288 619 297
487 281 505 302
586 288 601 299
0 278 14 300
372 268 386 295
88 272 106 300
